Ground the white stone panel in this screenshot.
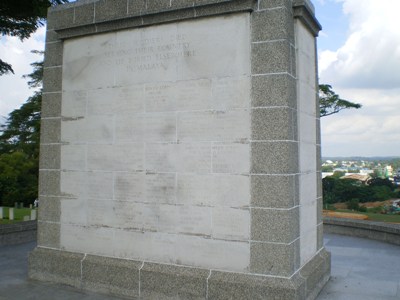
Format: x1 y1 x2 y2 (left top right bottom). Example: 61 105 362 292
212 143 250 173
300 230 317 266
60 198 87 225
175 79 212 111
176 174 250 207
61 90 87 118
177 110 250 142
211 76 251 110
87 143 144 171
212 207 250 240
114 172 145 201
61 144 86 171
298 112 317 144
61 171 113 200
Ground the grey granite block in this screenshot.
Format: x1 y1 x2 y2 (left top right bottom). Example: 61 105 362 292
37 221 60 249
38 196 61 223
251 107 295 141
251 74 296 108
95 0 128 22
95 17 143 34
250 240 300 276
40 118 61 144
251 141 298 174
251 174 296 208
251 207 299 243
316 145 322 169
141 262 209 299
43 67 62 93
44 41 63 68
29 247 84 287
146 0 172 13
39 170 60 196
41 93 62 118
74 2 95 26
82 255 141 298
258 0 292 10
293 1 321 37
208 270 305 300
195 0 255 17
172 0 195 9
45 30 60 43
39 144 61 170
47 7 74 30
252 40 291 75
142 8 195 26
127 0 147 16
56 25 97 40
195 0 231 5
299 248 331 299
251 7 294 42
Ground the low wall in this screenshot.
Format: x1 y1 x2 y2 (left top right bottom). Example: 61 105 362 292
0 221 37 246
324 217 400 246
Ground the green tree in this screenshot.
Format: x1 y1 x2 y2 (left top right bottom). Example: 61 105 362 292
319 84 362 117
0 0 68 75
0 55 43 206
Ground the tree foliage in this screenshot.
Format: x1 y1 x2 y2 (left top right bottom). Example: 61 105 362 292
322 176 398 205
0 56 43 206
0 0 68 75
319 84 362 117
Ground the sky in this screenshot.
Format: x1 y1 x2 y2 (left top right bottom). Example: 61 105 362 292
0 0 399 157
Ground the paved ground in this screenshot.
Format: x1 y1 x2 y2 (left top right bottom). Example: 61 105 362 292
0 233 399 299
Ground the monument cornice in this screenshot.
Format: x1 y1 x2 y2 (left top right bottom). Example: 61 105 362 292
293 0 322 37
48 0 256 40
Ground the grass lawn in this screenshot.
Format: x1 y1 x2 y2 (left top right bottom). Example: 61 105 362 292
0 207 36 224
335 209 400 223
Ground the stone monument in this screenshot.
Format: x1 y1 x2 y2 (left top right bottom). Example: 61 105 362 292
30 0 330 299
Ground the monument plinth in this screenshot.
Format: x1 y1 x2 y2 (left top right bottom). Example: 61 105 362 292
30 0 330 299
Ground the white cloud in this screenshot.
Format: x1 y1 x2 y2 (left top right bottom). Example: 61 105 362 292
318 0 400 157
319 0 400 89
0 27 46 119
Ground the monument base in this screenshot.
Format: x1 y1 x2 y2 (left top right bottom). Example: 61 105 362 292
29 247 330 299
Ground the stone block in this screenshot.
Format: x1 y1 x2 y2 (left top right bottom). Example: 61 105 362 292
29 247 83 287
212 142 250 174
141 262 209 299
317 196 322 223
146 0 172 13
45 30 60 43
299 249 331 299
251 74 296 108
41 93 62 118
56 25 97 40
44 41 63 68
252 41 291 75
258 0 292 10
251 208 299 243
47 7 74 30
39 144 60 170
95 0 128 22
208 270 305 300
127 0 146 16
250 239 300 276
95 17 144 34
251 107 295 141
251 7 294 42
43 67 62 93
74 2 95 26
40 118 61 144
142 8 195 26
39 170 60 196
251 175 296 208
38 197 61 223
251 141 298 174
195 0 254 17
37 221 60 249
82 255 141 298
